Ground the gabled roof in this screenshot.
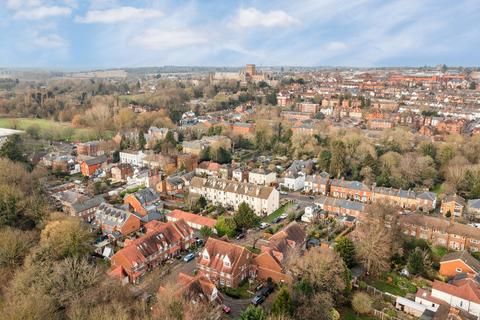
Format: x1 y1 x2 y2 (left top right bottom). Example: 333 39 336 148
198 238 252 275
441 251 480 273
131 187 160 205
467 198 480 209
443 194 466 205
269 221 306 253
84 155 107 166
167 209 217 229
432 278 480 304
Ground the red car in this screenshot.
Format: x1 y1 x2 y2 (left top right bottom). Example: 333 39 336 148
222 305 231 314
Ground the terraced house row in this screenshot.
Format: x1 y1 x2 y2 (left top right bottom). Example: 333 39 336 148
189 176 280 215
303 174 437 212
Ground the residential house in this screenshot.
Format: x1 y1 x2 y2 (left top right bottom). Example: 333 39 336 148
119 150 145 166
76 141 104 156
400 214 480 252
372 187 417 209
232 168 248 182
94 203 141 237
467 199 480 220
231 122 254 137
421 278 480 317
441 195 466 219
416 191 438 212
124 187 161 218
189 177 279 216
53 190 104 222
160 272 219 303
166 209 217 234
248 168 276 186
304 173 330 195
330 179 372 202
197 238 252 288
196 161 222 177
252 222 306 283
317 196 366 219
80 155 107 177
111 163 133 181
110 219 194 284
439 251 480 278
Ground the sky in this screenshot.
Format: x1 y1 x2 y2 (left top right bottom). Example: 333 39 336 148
0 0 479 69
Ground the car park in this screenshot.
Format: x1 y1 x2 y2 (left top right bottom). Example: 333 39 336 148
183 253 195 262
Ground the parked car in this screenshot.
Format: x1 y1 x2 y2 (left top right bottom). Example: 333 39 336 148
279 213 288 219
280 191 288 195
258 286 274 297
272 217 282 224
222 305 231 314
195 239 204 246
183 253 195 262
251 294 265 306
259 222 270 229
235 233 245 240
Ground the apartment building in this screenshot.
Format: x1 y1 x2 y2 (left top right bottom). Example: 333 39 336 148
189 177 279 216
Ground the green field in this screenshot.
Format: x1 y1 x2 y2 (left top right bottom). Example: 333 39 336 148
340 308 375 320
0 118 111 142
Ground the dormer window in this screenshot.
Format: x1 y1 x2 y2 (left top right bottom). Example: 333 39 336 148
224 261 230 267
202 249 209 260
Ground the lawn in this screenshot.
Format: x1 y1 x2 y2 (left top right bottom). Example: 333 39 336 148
370 272 417 297
340 308 375 320
431 246 448 260
0 118 111 142
263 202 292 223
221 280 252 299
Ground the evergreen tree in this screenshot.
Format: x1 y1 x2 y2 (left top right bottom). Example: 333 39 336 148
239 306 266 320
334 236 356 268
271 287 293 316
138 131 146 150
234 202 260 230
407 248 424 275
329 140 346 178
0 135 26 162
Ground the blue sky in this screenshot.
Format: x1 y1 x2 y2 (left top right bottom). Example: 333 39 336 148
1 0 479 69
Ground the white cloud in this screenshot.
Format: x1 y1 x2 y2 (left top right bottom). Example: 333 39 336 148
14 6 72 20
31 32 67 48
232 7 299 28
131 28 207 50
324 41 347 52
6 0 41 9
75 6 163 24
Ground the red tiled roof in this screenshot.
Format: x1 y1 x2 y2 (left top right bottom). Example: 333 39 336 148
167 209 217 229
433 279 480 304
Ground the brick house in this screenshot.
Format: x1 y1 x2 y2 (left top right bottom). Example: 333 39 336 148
197 238 252 288
441 194 466 219
329 179 372 202
166 209 217 233
110 219 194 284
53 190 105 222
253 222 306 283
372 187 417 210
124 187 161 217
439 251 480 278
111 163 133 181
303 173 330 195
400 214 480 252
94 203 141 237
231 122 254 136
80 155 107 177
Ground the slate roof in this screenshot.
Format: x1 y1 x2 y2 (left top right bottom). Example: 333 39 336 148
190 176 276 200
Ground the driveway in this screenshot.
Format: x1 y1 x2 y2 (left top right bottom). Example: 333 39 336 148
222 295 251 318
